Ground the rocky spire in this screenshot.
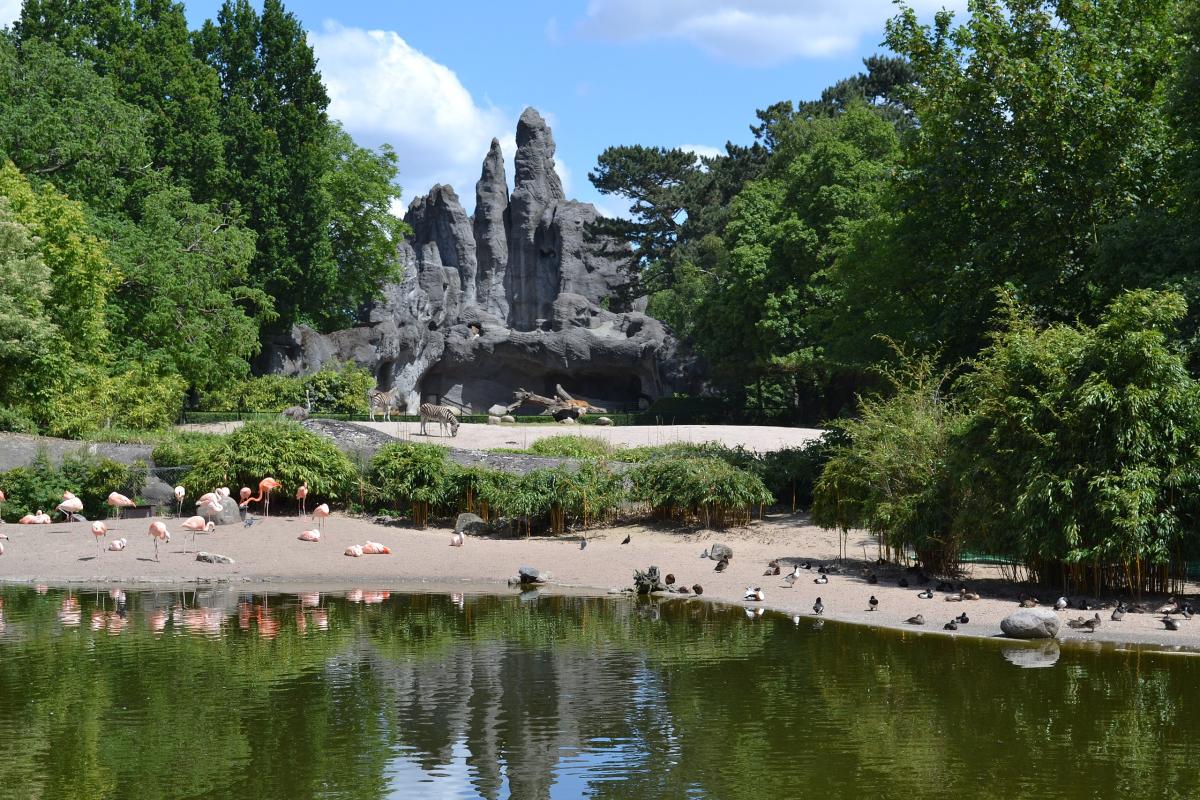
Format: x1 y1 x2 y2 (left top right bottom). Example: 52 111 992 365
473 138 510 320
506 107 565 329
405 185 478 307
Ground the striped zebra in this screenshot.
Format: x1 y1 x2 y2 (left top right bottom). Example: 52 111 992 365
419 403 460 437
368 388 401 422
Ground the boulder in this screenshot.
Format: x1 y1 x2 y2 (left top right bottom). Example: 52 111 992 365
518 565 545 584
213 497 240 526
196 552 234 564
488 404 509 417
708 543 734 561
141 476 177 506
1000 608 1061 640
558 416 576 425
595 416 613 426
501 415 516 423
487 415 501 425
454 512 489 537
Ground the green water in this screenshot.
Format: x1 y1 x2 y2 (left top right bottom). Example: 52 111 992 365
0 586 1195 799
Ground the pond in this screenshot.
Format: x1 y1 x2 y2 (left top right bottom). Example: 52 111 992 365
0 586 1195 799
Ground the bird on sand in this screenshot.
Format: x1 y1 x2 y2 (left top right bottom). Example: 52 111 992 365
313 503 330 530
1082 613 1101 632
91 520 107 557
450 532 464 547
715 558 729 572
868 595 879 611
56 491 83 521
1054 596 1069 610
241 477 282 518
243 516 257 528
1162 616 1180 631
783 564 801 587
763 564 781 576
174 485 186 517
665 573 675 586
944 620 958 631
956 612 969 624
700 548 709 559
579 536 587 550
813 597 824 615
814 574 828 584
691 584 703 595
1111 605 1126 621
20 510 51 524
917 588 934 599
621 534 631 545
181 516 215 542
1156 597 1180 615
107 492 134 519
295 482 309 518
744 587 764 602
1019 596 1039 608
906 614 925 625
147 521 170 561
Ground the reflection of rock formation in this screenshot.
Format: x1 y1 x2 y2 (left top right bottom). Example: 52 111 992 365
256 108 695 413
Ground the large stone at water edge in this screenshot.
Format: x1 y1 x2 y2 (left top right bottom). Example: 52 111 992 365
708 543 733 561
518 565 545 584
1000 608 1061 640
455 512 488 536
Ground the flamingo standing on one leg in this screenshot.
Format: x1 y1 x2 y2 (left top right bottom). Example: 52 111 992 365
147 521 170 561
296 482 309 519
91 521 107 558
181 515 215 543
57 491 84 522
174 486 185 517
107 492 135 520
313 503 330 531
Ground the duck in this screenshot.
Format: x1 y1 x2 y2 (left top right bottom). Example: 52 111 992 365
917 588 934 599
961 588 981 601
700 548 710 559
1066 616 1087 629
743 587 765 602
665 573 675 586
1075 598 1091 611
1155 598 1179 615
1054 596 1069 610
1019 596 1039 608
898 577 910 588
1082 613 1101 632
814 574 829 585
715 558 729 572
943 620 958 631
1110 604 1125 621
692 584 703 595
868 595 879 612
1163 616 1180 631
812 597 824 615
783 564 801 587
1183 604 1195 620
800 560 812 570
945 592 964 602
763 564 781 576
906 614 925 625
676 585 690 595
956 612 969 624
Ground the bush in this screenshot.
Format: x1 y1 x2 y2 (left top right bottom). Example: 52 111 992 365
196 362 374 415
183 420 358 506
629 456 771 529
0 451 145 521
106 366 186 430
527 435 615 459
0 406 38 435
368 441 457 528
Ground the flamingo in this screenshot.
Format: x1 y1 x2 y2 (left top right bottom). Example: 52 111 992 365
91 520 107 557
298 529 321 542
181 516 215 542
147 521 170 561
20 510 51 524
238 487 252 505
107 492 135 519
217 487 231 499
0 541 4 556
313 503 330 531
108 537 127 551
296 482 309 519
361 541 391 555
57 491 84 521
450 532 464 547
344 544 364 557
241 478 282 518
174 486 185 517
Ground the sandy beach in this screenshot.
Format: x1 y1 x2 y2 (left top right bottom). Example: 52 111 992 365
2 510 1196 651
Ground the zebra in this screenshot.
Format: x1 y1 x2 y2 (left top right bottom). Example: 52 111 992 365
368 388 402 422
419 403 460 437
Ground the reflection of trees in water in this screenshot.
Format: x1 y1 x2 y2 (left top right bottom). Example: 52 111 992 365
0 588 1198 799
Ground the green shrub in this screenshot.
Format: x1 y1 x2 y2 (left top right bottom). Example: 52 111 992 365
0 451 145 521
526 435 615 459
106 366 187 430
0 406 38 435
303 362 373 414
368 441 457 528
196 362 374 415
183 420 358 505
629 457 771 529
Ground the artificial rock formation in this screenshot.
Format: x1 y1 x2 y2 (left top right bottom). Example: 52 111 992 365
257 108 692 413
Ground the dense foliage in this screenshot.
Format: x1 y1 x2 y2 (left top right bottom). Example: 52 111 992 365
0 0 407 437
0 452 146 522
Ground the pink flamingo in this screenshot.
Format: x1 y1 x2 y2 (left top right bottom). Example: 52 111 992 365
296 482 309 519
91 520 107 557
20 510 51 524
297 529 321 542
147 521 170 561
361 541 390 555
57 491 84 521
241 478 282 518
108 538 127 551
313 503 330 531
107 492 135 519
238 487 252 505
181 515 215 543
174 486 185 517
450 532 464 547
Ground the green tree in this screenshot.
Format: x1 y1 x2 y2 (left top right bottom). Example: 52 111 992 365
0 198 56 414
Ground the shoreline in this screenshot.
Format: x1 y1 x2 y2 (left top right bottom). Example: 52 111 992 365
3 511 1198 653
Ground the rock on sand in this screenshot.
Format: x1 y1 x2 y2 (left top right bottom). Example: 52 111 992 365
1000 608 1060 639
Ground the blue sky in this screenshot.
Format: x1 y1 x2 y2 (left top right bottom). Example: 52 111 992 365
3 0 964 216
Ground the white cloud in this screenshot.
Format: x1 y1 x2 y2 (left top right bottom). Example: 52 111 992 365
0 0 19 27
576 0 967 66
309 21 516 212
679 143 725 161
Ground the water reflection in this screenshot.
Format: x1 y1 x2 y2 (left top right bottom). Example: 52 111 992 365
0 587 1196 799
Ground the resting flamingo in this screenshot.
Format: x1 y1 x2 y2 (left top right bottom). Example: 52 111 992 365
174 486 185 517
108 537 127 551
20 510 51 524
296 482 309 519
107 492 135 519
298 529 321 542
181 515 215 543
147 521 170 561
241 478 282 518
57 491 84 521
313 503 330 531
217 487 231 499
91 521 107 557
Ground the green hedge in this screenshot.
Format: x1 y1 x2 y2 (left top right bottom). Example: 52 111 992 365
0 452 145 522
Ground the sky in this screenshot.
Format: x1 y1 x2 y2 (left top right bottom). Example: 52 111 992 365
1 0 965 217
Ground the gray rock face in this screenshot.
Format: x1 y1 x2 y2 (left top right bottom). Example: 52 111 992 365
207 497 241 526
254 107 696 415
1000 608 1061 640
454 512 488 536
708 544 734 561
518 565 545 584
